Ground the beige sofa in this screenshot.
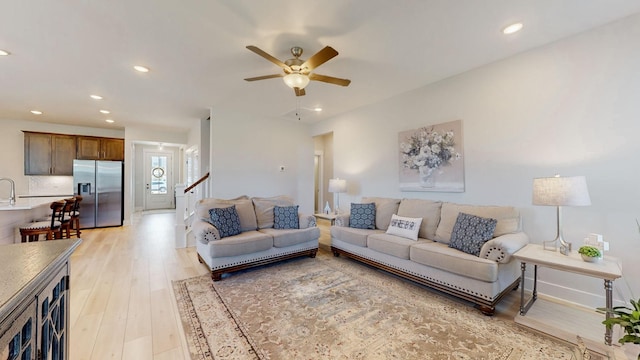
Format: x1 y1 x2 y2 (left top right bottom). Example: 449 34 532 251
193 195 320 280
330 197 529 315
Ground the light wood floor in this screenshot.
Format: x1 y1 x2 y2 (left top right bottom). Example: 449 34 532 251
69 211 209 360
69 212 634 359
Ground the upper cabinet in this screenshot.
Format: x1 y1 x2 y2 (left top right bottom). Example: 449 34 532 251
24 132 124 175
24 132 76 175
76 136 124 161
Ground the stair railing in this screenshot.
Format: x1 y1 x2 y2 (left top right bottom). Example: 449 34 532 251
175 172 210 248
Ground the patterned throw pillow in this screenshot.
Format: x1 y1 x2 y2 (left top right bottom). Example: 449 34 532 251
273 205 299 229
208 206 242 238
386 214 423 240
349 203 376 229
448 213 497 256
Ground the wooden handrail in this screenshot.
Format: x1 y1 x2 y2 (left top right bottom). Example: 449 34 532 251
184 172 210 193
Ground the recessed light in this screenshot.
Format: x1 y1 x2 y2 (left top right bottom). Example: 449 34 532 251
90 94 103 100
134 65 149 73
100 109 110 114
314 107 323 112
105 119 115 123
30 110 43 115
503 23 523 35
0 49 10 56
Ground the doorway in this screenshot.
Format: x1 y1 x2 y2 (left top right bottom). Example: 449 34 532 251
313 132 334 213
144 150 174 210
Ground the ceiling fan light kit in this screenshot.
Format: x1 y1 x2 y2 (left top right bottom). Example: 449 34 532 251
283 73 310 89
245 45 351 96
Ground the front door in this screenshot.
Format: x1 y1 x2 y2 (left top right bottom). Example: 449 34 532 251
144 151 174 210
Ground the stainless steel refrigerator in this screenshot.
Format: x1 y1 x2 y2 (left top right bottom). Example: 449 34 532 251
73 160 124 228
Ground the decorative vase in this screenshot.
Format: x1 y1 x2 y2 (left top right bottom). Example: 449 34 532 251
324 201 331 215
418 166 436 187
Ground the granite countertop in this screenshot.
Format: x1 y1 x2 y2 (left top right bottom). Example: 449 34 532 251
0 239 81 320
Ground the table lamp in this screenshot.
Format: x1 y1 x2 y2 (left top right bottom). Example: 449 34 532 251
532 175 591 255
328 178 347 214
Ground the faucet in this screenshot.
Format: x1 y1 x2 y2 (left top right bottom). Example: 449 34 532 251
0 178 16 205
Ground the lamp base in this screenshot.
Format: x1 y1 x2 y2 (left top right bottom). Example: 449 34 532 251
543 238 572 256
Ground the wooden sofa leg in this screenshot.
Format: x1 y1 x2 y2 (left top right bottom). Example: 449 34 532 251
332 249 340 257
309 249 317 258
211 272 222 281
477 305 495 316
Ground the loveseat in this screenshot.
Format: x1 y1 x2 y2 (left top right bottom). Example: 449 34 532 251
330 197 529 315
193 195 320 280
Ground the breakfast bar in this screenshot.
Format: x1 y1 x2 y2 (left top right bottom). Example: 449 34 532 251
0 196 70 244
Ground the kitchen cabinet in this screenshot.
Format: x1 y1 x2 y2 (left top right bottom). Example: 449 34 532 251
23 132 76 175
76 136 124 161
0 239 80 360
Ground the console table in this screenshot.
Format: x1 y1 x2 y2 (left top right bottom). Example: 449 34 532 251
0 239 81 359
513 244 622 346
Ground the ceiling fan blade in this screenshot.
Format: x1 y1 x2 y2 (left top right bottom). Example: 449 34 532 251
244 74 284 82
246 45 289 70
294 87 306 97
301 46 338 72
309 73 351 87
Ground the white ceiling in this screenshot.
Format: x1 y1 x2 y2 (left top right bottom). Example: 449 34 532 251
2 1 640 133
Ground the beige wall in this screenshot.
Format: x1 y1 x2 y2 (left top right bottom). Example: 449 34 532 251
312 14 640 308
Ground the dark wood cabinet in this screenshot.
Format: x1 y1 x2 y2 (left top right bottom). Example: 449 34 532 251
76 136 124 161
23 132 76 175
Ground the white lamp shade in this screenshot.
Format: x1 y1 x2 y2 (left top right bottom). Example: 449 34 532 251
328 178 347 193
283 73 310 89
532 176 591 206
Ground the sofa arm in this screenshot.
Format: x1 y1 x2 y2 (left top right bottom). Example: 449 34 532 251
192 219 221 244
298 213 317 229
480 232 529 263
334 214 350 227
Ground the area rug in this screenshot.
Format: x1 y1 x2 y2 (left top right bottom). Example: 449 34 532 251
173 252 588 360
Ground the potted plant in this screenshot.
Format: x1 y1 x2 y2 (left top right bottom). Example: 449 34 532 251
597 299 640 359
595 219 640 359
578 245 602 262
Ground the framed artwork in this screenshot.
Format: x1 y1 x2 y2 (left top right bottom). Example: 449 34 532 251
398 120 464 192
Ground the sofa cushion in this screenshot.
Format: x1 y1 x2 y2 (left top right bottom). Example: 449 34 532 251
435 203 520 244
410 242 499 282
362 197 401 230
196 196 257 232
273 205 299 229
208 231 273 258
397 199 442 239
330 226 382 247
208 206 242 238
252 195 295 229
448 213 497 256
259 227 320 248
349 203 376 229
385 214 422 240
367 233 420 259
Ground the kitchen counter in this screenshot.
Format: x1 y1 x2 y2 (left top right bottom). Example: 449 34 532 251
0 195 72 211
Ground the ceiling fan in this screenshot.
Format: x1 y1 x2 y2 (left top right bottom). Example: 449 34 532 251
244 45 351 96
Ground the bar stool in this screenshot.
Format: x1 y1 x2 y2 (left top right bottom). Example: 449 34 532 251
19 201 66 242
68 195 82 238
60 198 76 239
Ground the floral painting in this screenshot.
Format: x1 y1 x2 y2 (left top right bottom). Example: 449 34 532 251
398 120 464 192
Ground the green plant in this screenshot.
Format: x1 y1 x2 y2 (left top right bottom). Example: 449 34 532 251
597 299 640 359
578 245 601 258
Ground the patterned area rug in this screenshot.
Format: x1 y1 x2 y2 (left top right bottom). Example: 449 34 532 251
173 252 586 360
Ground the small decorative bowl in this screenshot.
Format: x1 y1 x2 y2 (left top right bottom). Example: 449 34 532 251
581 254 602 263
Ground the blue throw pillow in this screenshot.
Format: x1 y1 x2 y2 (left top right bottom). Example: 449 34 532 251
448 212 497 256
273 205 299 229
349 203 376 229
208 205 241 238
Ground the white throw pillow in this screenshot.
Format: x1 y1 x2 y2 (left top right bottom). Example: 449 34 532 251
385 214 423 240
